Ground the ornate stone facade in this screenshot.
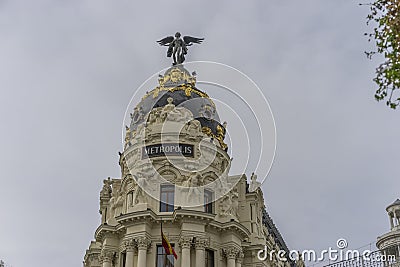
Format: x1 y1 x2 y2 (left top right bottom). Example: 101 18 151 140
83 66 292 267
376 199 400 267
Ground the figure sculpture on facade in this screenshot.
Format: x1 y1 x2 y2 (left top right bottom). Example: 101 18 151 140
100 177 112 198
107 190 117 223
230 189 239 218
218 188 239 220
219 194 232 217
173 106 193 123
249 172 261 192
185 119 202 138
157 32 204 65
186 172 202 204
118 153 130 179
132 173 148 204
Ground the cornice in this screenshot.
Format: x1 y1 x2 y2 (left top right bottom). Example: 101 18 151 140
116 209 158 225
95 224 120 242
116 208 216 226
208 219 251 240
376 229 400 249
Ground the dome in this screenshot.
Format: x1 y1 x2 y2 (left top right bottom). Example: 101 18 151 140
129 65 226 139
387 199 400 210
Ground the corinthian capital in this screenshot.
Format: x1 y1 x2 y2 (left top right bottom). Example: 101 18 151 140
237 251 244 263
136 236 151 250
195 237 209 250
124 238 136 252
223 246 241 260
179 236 193 249
99 249 115 263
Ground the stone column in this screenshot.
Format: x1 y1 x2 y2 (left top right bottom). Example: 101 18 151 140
136 237 150 267
195 238 209 267
125 239 136 267
227 256 236 267
223 246 240 267
179 236 192 267
100 249 114 267
175 246 182 267
390 214 394 229
236 251 244 267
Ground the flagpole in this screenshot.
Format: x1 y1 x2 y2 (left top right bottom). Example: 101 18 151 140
161 221 176 266
162 222 167 267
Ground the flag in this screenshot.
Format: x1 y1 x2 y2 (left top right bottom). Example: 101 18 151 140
161 223 178 260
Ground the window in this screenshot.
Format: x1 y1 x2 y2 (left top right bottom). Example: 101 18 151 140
204 189 213 214
160 184 175 212
205 249 215 267
156 245 175 267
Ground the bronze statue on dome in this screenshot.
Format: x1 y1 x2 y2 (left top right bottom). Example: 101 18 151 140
157 32 204 65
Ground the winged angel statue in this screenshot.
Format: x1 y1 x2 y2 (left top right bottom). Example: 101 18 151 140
157 32 204 65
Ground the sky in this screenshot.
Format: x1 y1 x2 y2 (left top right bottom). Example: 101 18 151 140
0 1 399 266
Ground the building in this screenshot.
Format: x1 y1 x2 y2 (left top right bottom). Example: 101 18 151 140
83 63 291 267
376 199 400 266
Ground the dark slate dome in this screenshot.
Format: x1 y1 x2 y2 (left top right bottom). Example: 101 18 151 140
129 65 225 138
387 199 400 210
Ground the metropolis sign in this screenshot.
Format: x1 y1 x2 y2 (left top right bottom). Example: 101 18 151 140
142 143 194 159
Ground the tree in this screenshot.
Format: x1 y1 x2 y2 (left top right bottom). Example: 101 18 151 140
364 0 400 109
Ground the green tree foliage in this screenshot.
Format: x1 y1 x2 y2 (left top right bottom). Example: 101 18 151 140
364 0 400 109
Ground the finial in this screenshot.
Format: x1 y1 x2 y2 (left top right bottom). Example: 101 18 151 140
157 33 204 65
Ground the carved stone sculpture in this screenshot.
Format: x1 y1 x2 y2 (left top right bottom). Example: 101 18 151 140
218 188 239 220
157 32 204 65
182 172 202 204
249 172 261 192
132 173 148 205
100 177 112 199
186 119 201 136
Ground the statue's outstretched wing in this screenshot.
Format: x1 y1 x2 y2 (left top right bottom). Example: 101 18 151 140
157 36 174 46
183 36 204 46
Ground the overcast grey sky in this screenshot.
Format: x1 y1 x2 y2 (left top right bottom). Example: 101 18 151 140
0 1 399 267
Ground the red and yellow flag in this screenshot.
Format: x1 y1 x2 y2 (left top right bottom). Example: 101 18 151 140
161 223 178 260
